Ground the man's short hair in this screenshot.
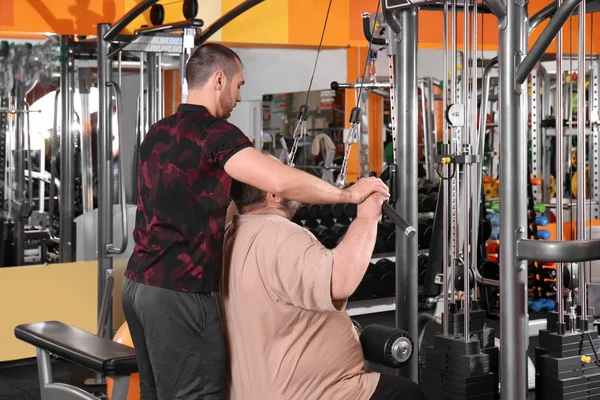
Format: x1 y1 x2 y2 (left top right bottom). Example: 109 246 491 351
230 179 265 214
186 43 242 89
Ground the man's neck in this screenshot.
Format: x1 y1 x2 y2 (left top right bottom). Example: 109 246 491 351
186 91 217 116
243 207 290 220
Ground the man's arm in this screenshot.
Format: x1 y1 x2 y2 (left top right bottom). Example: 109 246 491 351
330 194 386 300
224 147 389 205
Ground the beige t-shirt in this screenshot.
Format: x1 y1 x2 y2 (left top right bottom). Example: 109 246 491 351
220 214 380 400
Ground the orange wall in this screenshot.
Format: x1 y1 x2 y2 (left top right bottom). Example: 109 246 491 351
1 0 599 52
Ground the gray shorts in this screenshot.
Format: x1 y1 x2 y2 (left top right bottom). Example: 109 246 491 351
121 277 226 400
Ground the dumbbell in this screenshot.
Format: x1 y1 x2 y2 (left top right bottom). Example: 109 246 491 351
296 205 309 220
320 204 332 218
419 181 439 195
308 205 321 219
352 263 379 300
331 223 348 237
528 298 556 312
332 204 345 218
374 258 395 297
418 193 436 213
345 203 357 218
418 254 429 285
479 220 492 242
538 267 557 279
310 226 338 249
418 217 433 249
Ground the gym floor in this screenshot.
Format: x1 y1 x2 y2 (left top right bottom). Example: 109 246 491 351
0 311 537 400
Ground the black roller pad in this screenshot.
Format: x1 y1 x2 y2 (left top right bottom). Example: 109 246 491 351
433 335 482 355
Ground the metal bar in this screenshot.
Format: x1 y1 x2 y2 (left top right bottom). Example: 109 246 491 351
59 35 75 263
332 81 391 90
134 19 203 35
483 0 507 19
78 68 94 214
518 238 600 262
103 0 160 41
577 0 587 326
470 0 478 303
194 0 266 46
14 82 25 266
555 0 565 328
529 2 556 34
419 81 431 180
25 104 33 207
442 1 450 337
592 57 600 220
181 28 195 104
383 202 416 237
499 0 528 396
97 23 113 340
49 90 60 238
395 6 419 383
515 0 583 85
147 52 158 126
426 77 437 181
106 82 129 255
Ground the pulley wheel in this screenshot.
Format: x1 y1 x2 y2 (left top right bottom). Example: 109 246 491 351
150 4 165 26
183 0 199 20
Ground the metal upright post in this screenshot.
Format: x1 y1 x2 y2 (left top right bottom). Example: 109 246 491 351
591 57 600 221
576 0 587 327
499 0 528 397
395 6 419 383
97 24 113 339
13 82 25 266
181 27 195 104
147 52 158 126
59 35 75 262
555 0 565 328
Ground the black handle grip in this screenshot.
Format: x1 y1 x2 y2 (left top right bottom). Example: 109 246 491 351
382 203 416 238
362 14 387 46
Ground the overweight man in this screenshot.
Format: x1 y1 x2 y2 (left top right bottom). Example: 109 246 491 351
220 178 426 400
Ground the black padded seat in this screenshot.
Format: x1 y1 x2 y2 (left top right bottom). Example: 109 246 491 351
15 321 138 376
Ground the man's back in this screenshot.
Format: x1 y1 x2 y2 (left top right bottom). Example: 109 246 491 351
221 214 379 400
125 103 252 293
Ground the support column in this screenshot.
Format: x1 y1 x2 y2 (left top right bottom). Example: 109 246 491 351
147 52 158 126
395 6 419 383
14 82 25 266
498 0 529 397
97 24 113 338
59 35 75 263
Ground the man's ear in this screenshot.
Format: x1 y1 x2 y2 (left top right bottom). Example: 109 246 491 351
265 192 283 204
214 70 226 90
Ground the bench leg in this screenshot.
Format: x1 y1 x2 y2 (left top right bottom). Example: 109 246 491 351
36 348 100 400
37 348 53 397
111 375 131 400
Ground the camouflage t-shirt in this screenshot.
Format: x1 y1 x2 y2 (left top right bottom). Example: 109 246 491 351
125 104 253 292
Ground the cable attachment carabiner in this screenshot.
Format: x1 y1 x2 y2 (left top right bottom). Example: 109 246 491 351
288 105 309 167
335 107 362 188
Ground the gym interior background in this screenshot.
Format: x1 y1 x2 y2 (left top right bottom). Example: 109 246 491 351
1 0 600 399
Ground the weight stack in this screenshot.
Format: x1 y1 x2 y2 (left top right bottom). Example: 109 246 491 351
421 305 499 400
535 312 600 400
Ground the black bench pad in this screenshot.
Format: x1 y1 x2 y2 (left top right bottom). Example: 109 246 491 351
15 321 138 376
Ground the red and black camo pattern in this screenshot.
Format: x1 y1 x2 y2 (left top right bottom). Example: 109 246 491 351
125 104 253 293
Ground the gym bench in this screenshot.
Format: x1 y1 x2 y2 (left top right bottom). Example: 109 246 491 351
14 321 137 400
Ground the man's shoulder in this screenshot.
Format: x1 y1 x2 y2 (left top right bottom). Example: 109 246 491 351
205 118 244 136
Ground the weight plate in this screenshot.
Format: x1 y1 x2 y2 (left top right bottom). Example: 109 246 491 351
150 4 165 26
183 0 199 20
